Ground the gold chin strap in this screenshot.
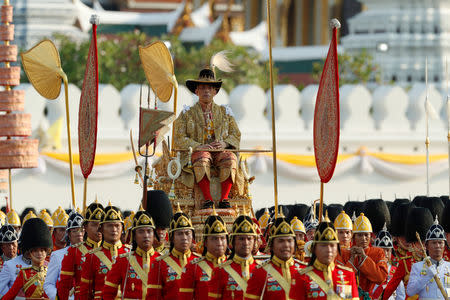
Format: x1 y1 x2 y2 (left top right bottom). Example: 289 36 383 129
172 248 191 269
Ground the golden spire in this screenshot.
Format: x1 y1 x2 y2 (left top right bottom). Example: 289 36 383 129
324 210 331 222
279 206 285 218
94 195 98 203
242 205 248 216
139 204 144 211
108 200 112 206
176 202 182 213
212 205 218 216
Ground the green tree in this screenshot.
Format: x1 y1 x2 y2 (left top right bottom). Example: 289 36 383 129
22 32 277 92
312 49 381 85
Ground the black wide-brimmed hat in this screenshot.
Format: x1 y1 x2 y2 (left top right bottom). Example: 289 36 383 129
186 68 222 94
19 218 52 253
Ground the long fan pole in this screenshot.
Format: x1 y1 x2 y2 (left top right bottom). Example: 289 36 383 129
425 57 430 197
446 58 450 196
61 75 76 208
266 0 279 218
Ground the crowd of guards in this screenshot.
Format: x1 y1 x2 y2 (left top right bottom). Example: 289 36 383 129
0 192 447 299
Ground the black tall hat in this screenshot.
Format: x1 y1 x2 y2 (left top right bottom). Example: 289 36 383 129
146 190 173 228
327 204 344 223
439 195 449 206
441 201 450 233
343 201 363 217
420 197 444 223
19 218 52 253
389 198 410 222
405 207 433 243
289 204 309 222
363 199 391 234
84 201 105 223
391 203 415 237
412 195 427 207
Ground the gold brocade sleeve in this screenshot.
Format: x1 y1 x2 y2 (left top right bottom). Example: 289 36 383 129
221 106 241 150
173 111 202 151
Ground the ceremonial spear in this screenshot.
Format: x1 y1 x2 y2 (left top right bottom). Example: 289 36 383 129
79 15 100 213
314 20 341 221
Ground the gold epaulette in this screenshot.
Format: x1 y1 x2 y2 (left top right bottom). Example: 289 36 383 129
88 247 102 254
298 266 313 275
21 266 32 270
336 265 353 272
192 257 205 264
156 252 170 262
219 260 233 268
71 242 83 248
294 259 308 266
256 259 271 269
119 252 133 258
254 254 271 260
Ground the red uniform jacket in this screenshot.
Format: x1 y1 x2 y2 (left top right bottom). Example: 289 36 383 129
179 252 227 300
289 260 359 300
57 238 99 300
382 254 422 300
103 247 160 299
79 241 129 300
208 255 258 300
2 265 48 300
244 256 307 300
371 264 397 299
336 245 388 293
444 246 450 261
147 248 197 300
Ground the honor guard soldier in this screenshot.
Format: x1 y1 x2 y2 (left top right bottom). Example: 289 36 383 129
289 215 359 300
291 216 307 262
2 218 53 300
0 224 19 271
0 227 31 297
44 210 84 299
147 204 197 300
79 203 129 299
334 210 353 250
208 210 258 300
57 201 104 300
173 62 240 209
6 209 21 232
38 209 54 232
103 209 159 299
336 213 388 298
244 214 306 300
147 190 173 255
390 201 413 267
179 206 228 300
382 206 433 300
22 210 37 224
406 217 450 299
442 200 450 261
52 206 69 251
371 224 405 300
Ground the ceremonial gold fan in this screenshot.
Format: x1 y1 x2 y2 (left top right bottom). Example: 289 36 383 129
139 41 178 103
21 39 76 208
21 40 65 100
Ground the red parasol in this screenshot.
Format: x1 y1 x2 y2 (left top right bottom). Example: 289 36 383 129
78 15 99 211
313 19 341 220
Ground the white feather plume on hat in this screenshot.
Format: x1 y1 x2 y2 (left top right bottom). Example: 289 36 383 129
210 50 234 74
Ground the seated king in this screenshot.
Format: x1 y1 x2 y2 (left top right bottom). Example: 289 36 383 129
173 66 240 209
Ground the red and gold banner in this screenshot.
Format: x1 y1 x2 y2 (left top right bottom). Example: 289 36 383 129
78 21 99 178
313 25 340 183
